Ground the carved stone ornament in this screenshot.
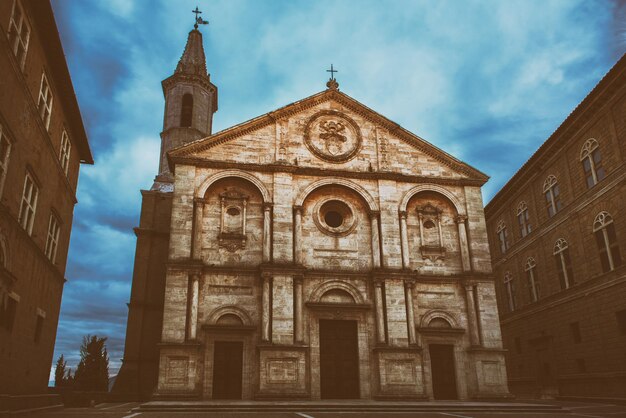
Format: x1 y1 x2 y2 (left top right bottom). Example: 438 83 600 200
304 110 362 163
417 202 446 263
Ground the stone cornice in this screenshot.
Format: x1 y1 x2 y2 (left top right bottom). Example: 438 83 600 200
168 89 488 182
486 53 626 214
169 156 486 187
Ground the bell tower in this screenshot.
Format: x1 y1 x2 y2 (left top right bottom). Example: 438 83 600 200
154 13 217 189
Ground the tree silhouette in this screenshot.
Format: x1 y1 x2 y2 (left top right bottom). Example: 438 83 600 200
73 335 109 391
54 354 68 387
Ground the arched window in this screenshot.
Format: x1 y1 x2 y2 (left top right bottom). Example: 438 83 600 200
504 272 516 312
517 201 531 238
524 257 540 302
496 220 509 254
580 139 605 188
553 238 574 290
180 93 193 127
593 212 622 272
543 175 562 218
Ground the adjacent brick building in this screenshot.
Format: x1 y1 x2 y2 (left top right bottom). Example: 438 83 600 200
114 22 510 401
484 54 626 400
0 0 93 399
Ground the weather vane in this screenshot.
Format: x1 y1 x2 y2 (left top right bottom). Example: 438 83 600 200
192 6 209 29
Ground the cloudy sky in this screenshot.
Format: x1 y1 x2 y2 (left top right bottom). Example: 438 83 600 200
49 0 626 381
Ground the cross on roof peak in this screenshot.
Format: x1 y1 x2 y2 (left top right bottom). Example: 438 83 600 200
192 6 208 29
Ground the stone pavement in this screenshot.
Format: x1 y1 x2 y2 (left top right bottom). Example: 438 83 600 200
20 400 626 418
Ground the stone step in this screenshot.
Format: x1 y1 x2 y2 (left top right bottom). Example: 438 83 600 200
136 400 567 413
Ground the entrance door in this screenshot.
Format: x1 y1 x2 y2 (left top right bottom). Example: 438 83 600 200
429 344 458 400
212 341 243 399
319 319 360 399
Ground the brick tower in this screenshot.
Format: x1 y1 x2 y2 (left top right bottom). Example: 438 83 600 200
112 21 217 399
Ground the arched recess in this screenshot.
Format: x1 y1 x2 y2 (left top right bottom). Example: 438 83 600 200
294 178 379 212
309 280 366 304
399 184 465 215
197 170 271 203
207 305 253 326
420 309 460 329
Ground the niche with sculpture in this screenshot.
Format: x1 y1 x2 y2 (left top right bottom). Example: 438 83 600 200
218 188 249 252
416 202 446 262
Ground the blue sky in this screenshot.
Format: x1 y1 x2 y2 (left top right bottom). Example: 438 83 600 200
49 0 626 381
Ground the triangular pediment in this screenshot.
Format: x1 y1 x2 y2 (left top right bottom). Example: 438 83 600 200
169 89 488 182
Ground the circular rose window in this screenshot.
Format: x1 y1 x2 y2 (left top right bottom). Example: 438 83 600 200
314 199 357 236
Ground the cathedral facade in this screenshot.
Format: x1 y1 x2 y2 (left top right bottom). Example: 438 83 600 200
114 25 510 401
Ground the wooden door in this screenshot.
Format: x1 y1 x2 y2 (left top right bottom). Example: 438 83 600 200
429 344 458 400
212 341 243 399
319 319 360 399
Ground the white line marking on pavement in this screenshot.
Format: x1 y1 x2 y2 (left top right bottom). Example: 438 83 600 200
441 413 472 418
101 402 133 410
297 413 316 418
122 413 142 418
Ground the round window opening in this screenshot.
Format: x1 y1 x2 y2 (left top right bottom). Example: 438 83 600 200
316 199 357 236
226 207 241 216
324 211 343 228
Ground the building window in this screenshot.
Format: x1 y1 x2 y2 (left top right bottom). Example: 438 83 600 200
580 138 606 188
0 124 11 198
543 175 562 218
517 201 531 238
180 93 193 127
593 211 622 273
504 272 516 312
554 238 574 290
616 309 626 335
33 309 45 343
8 0 30 69
524 257 540 303
0 293 18 332
496 220 509 254
59 130 71 175
570 322 581 343
38 73 53 130
18 172 38 235
45 214 61 263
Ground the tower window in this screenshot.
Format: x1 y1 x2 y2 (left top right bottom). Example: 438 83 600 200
496 220 509 254
504 272 516 312
524 257 540 303
554 238 574 290
543 175 562 218
517 201 531 238
180 93 193 127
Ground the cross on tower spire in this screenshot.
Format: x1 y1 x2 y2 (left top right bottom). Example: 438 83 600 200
192 6 208 29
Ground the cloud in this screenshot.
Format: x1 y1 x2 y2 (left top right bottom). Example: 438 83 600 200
49 0 624 382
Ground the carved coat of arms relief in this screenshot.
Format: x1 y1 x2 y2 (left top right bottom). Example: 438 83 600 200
304 110 362 163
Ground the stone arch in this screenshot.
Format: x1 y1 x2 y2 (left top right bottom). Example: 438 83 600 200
197 170 271 203
207 305 253 326
294 178 379 212
399 184 465 215
309 280 366 304
420 309 459 328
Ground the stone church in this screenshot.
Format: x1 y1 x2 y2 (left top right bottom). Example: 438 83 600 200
113 22 510 401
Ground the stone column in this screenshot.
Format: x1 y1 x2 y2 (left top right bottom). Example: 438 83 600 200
404 280 417 345
399 210 410 269
465 284 481 347
370 211 381 269
261 273 272 342
294 275 304 344
374 280 386 344
293 206 303 265
187 273 200 340
456 215 471 272
263 203 272 263
192 199 204 260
